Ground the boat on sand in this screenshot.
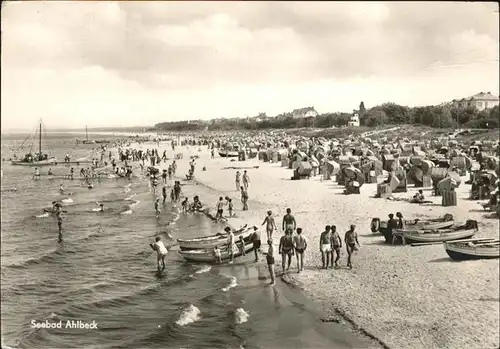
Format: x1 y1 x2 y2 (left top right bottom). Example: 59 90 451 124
178 241 255 263
444 239 500 260
401 220 478 245
177 224 253 251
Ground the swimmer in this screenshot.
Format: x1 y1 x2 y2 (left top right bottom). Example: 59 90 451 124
150 236 168 272
59 184 65 194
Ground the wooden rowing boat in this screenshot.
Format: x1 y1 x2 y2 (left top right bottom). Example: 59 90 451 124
178 241 255 263
444 239 500 260
177 224 254 250
401 220 478 244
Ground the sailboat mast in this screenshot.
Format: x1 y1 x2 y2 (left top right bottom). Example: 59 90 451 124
39 121 42 157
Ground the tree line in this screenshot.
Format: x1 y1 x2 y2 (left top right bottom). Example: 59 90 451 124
154 102 499 131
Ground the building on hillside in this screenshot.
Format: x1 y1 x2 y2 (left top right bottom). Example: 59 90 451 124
291 107 319 119
451 92 499 111
347 112 360 127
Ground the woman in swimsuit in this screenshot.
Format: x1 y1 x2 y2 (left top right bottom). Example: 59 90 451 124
279 229 294 275
262 210 277 240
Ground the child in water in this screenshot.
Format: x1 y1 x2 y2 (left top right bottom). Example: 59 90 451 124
238 236 246 256
181 197 189 212
213 245 222 264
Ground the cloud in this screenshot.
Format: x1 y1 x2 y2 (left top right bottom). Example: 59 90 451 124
1 1 498 129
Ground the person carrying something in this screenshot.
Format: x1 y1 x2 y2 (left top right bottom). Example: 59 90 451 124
279 229 294 275
150 237 168 272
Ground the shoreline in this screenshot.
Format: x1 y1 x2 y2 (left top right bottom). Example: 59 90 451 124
162 142 499 349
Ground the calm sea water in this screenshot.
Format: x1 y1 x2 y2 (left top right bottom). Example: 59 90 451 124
1 133 366 349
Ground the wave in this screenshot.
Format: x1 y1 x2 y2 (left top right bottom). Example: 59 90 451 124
125 193 137 201
175 304 201 326
234 308 249 324
4 249 71 269
194 265 211 274
61 198 73 204
123 187 131 193
128 200 140 208
120 209 133 215
222 276 238 292
35 212 50 218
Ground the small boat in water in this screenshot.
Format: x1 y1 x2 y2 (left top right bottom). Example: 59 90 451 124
444 239 500 260
402 220 478 244
178 241 255 263
177 224 253 251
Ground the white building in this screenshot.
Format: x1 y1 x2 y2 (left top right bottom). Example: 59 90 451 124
348 113 360 127
291 107 319 119
451 92 499 111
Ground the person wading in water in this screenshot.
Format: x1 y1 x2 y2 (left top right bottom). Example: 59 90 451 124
279 229 294 275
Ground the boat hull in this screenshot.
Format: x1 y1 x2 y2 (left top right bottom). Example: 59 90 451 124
178 225 253 250
382 220 455 244
402 227 476 244
11 158 57 167
444 243 500 260
219 151 239 158
178 242 255 262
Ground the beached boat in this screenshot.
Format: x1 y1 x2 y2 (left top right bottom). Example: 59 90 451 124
444 239 500 260
218 143 240 158
11 121 57 166
372 214 455 244
178 241 255 263
401 220 478 244
177 224 253 251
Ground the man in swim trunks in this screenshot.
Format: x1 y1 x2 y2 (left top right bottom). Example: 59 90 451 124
242 170 250 190
215 197 224 221
262 210 277 240
293 227 307 273
319 226 332 269
150 236 168 272
344 225 360 269
330 225 342 268
282 208 296 233
278 229 294 274
251 226 261 262
240 186 249 211
266 239 276 286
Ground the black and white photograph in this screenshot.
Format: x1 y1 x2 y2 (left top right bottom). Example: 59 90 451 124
1 1 499 349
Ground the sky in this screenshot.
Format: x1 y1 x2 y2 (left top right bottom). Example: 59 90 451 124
1 1 499 130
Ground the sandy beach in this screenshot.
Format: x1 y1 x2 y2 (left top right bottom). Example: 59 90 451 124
154 142 499 349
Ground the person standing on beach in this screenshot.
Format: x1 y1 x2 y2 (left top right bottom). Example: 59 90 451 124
279 229 294 274
266 239 276 286
242 170 250 190
225 227 236 264
319 226 332 269
227 198 233 217
235 171 241 191
262 210 277 240
282 208 296 232
293 227 307 273
330 225 342 268
162 169 168 184
240 186 249 211
251 226 261 262
215 197 225 221
150 237 168 272
387 213 398 245
344 225 360 269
